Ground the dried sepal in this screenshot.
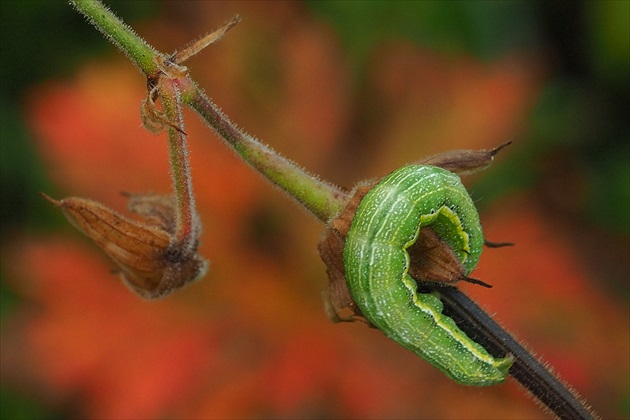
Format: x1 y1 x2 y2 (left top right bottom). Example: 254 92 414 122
141 85 186 135
408 227 492 288
417 141 511 175
171 15 241 64
318 222 364 324
141 16 241 135
41 193 207 299
123 192 178 233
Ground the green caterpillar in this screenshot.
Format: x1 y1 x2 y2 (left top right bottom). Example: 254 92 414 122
343 165 513 386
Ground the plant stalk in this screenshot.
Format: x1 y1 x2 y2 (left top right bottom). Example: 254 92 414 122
70 0 158 75
186 88 347 222
160 82 198 248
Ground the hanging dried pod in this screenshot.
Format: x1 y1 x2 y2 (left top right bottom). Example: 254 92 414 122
41 193 207 299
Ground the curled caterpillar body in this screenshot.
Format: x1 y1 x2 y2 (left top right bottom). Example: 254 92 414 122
343 165 513 386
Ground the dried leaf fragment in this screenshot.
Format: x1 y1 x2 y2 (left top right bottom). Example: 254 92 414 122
41 193 207 299
417 141 512 175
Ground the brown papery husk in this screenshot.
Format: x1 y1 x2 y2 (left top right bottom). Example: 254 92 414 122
41 193 207 299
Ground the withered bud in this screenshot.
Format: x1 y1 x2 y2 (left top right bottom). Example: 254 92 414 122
417 141 511 175
41 193 208 299
170 15 241 64
318 219 363 324
318 181 377 323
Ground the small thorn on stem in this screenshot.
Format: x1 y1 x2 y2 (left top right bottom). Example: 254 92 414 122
484 240 515 248
490 140 513 157
172 15 241 64
39 192 61 206
461 276 493 288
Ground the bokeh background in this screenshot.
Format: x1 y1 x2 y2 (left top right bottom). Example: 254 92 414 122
1 1 628 418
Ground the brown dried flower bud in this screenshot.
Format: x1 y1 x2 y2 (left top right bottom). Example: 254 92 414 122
416 141 512 175
41 193 207 299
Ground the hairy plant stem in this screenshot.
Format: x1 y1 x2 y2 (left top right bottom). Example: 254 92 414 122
71 0 158 75
69 1 598 418
160 82 197 248
186 89 347 222
70 0 346 223
441 287 596 420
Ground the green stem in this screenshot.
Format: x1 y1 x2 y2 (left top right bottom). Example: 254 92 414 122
70 0 159 75
71 0 347 223
161 82 198 248
186 88 347 222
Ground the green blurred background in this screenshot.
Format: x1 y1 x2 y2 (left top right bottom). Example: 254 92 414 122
1 1 628 418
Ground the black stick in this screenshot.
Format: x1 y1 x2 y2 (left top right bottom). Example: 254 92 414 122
439 286 597 420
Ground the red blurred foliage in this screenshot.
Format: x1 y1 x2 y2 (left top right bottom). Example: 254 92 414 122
470 195 630 412
2 2 627 419
3 238 216 418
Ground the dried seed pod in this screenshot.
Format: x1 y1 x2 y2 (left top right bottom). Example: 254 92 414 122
123 192 178 233
41 193 207 299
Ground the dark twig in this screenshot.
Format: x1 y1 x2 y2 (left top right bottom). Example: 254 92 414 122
440 286 597 420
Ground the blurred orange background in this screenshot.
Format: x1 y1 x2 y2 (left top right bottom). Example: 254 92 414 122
1 1 628 418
